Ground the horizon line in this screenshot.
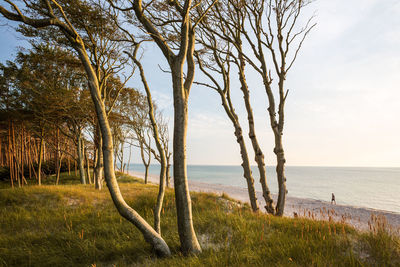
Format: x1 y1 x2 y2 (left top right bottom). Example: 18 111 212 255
125 163 400 169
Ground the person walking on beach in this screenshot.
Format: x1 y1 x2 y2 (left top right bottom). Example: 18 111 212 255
331 193 336 205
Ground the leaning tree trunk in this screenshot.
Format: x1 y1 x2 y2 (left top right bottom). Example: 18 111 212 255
76 133 86 184
195 49 260 213
76 46 171 256
171 60 201 254
219 94 259 212
132 52 168 234
153 160 166 234
55 154 63 185
233 124 260 212
237 59 275 214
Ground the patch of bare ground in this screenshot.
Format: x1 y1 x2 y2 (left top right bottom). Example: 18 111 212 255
216 196 244 214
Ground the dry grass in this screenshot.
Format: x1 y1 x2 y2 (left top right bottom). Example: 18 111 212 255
0 172 399 266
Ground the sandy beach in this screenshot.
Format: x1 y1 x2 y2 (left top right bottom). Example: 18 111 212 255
128 171 400 234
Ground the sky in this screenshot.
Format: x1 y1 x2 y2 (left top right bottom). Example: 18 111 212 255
1 0 399 167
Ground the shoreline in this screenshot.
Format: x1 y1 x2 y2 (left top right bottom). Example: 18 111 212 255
128 171 400 233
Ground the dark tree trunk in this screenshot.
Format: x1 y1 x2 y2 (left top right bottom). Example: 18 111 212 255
77 133 86 184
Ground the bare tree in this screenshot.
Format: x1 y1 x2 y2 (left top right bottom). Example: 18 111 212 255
128 43 169 234
0 0 170 256
241 0 315 215
196 0 314 215
194 40 260 212
109 0 218 254
201 0 276 214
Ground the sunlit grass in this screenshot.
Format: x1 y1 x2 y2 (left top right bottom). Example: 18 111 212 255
0 173 399 266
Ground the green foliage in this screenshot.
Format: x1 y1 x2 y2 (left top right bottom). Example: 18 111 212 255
0 173 398 266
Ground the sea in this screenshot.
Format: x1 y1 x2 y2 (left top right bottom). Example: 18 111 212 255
127 164 400 214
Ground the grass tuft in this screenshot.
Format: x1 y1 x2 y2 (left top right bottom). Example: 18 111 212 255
0 172 399 266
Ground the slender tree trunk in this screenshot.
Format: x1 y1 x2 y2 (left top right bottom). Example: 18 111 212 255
30 159 37 181
55 129 60 184
131 0 200 254
234 124 260 212
37 130 44 186
127 144 132 175
261 64 288 216
93 148 103 190
94 144 103 189
28 133 32 179
139 142 149 184
154 159 166 234
77 133 86 184
144 164 149 184
20 125 25 186
171 62 201 254
56 154 63 185
94 124 103 190
11 122 20 187
132 53 168 234
76 46 170 256
120 142 124 173
274 130 287 216
43 141 46 162
219 89 260 212
113 141 117 171
8 121 13 188
33 138 38 164
86 147 92 185
215 91 260 211
28 138 35 180
196 53 260 212
165 160 171 188
237 58 275 214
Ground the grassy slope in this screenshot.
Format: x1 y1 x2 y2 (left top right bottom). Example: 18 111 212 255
0 173 399 267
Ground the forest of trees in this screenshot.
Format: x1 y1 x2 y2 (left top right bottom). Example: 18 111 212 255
0 0 314 257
